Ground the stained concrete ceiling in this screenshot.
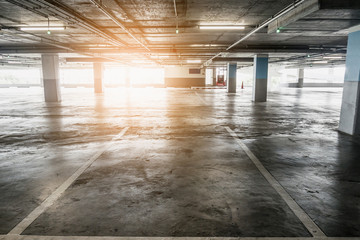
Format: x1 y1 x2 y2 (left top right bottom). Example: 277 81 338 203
0 0 359 67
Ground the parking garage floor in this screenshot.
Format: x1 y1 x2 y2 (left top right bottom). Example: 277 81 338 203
0 87 359 239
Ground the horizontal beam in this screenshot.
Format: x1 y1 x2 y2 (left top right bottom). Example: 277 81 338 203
66 58 116 62
0 47 347 54
268 0 320 34
212 57 253 62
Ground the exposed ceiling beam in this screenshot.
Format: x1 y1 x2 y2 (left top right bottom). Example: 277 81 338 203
212 57 253 62
1 29 129 65
89 0 150 51
267 0 320 34
4 0 127 47
66 58 116 63
0 46 347 54
203 0 308 67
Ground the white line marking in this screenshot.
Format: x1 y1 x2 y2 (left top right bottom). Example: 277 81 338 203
225 126 326 238
194 91 208 105
7 127 129 236
1 235 360 240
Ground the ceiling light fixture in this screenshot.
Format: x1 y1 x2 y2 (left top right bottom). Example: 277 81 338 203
187 60 202 63
173 0 179 34
132 60 148 63
199 25 245 30
313 60 328 64
7 61 22 64
20 26 65 31
323 56 343 59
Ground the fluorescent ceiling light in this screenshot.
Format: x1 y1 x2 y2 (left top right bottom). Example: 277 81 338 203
132 60 148 63
199 25 245 30
20 26 65 31
187 60 202 63
313 61 328 64
7 61 21 64
323 56 342 59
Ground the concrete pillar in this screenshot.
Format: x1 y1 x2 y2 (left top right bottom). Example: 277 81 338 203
212 68 217 86
41 54 61 102
125 67 130 87
339 30 360 135
93 62 104 93
298 68 304 88
328 68 334 83
227 63 237 93
253 54 268 102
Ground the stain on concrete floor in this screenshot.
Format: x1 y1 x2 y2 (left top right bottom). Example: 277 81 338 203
0 87 359 237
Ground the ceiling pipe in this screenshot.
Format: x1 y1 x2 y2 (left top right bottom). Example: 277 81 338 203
226 0 307 50
5 0 127 47
2 29 129 64
173 0 179 33
89 0 150 52
4 0 48 18
203 0 307 67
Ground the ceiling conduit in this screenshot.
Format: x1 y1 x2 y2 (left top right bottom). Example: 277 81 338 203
89 0 151 52
203 0 308 67
5 0 127 47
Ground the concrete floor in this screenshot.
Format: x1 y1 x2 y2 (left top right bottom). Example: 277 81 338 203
0 87 359 239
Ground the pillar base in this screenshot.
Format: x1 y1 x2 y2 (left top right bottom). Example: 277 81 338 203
253 79 267 102
93 62 104 93
339 81 360 135
43 79 61 102
41 54 61 102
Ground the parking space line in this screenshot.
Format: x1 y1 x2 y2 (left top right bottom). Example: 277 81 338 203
194 91 208 105
4 235 360 240
7 127 129 236
225 126 326 237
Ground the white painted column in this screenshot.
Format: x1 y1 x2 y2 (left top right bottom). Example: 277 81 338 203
41 54 61 102
125 67 131 87
298 68 304 88
339 30 360 135
212 68 217 86
93 62 104 93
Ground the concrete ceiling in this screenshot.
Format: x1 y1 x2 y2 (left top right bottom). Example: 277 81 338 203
0 0 359 67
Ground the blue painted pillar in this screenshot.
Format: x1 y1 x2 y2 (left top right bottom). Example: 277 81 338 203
253 54 268 102
339 30 360 135
227 63 237 93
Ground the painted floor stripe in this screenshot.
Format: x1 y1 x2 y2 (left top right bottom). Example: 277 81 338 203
7 127 129 236
1 235 360 240
194 91 208 106
225 126 326 238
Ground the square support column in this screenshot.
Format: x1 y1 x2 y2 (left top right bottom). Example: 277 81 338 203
212 68 217 86
41 54 61 102
298 68 304 88
125 67 131 87
227 63 237 93
339 30 360 135
93 62 104 93
253 54 268 102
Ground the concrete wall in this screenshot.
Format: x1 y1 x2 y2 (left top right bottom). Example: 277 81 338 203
164 67 205 88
